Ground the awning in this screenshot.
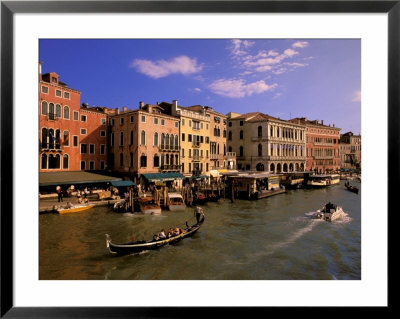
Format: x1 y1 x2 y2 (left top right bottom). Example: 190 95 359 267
110 180 136 187
142 172 185 182
39 171 122 187
209 170 220 177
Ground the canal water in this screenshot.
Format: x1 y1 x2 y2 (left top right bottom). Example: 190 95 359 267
39 180 361 280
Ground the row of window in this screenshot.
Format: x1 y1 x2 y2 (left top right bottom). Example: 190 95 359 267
110 131 180 147
40 153 106 170
41 101 106 125
41 85 70 99
114 153 180 169
232 144 304 157
111 115 179 128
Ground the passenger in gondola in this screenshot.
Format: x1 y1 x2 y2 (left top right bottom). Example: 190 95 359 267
173 227 181 236
159 229 166 239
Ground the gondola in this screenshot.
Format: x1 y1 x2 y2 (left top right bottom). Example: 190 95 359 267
345 182 359 194
105 214 205 255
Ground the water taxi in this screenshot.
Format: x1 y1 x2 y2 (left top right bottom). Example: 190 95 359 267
166 193 186 211
55 202 95 214
307 174 340 187
138 196 161 215
314 202 344 222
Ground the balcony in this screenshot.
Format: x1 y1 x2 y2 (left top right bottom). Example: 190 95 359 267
40 143 62 151
192 142 201 148
47 113 57 121
160 164 181 171
159 144 180 152
192 155 200 161
210 154 219 160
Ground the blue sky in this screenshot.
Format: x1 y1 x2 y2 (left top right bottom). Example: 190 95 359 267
40 39 361 134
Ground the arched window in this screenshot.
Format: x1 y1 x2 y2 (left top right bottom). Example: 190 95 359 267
63 130 69 146
120 153 124 167
240 130 243 139
48 129 55 149
270 126 273 137
224 144 226 156
161 133 165 147
170 134 174 147
258 144 262 156
56 104 61 118
41 154 47 169
140 155 147 167
130 152 133 167
175 135 179 149
175 155 178 166
55 129 61 149
63 154 69 169
165 134 169 147
63 106 70 119
228 131 232 140
41 101 48 115
154 154 159 167
239 146 244 157
161 154 165 166
258 126 262 137
49 103 54 116
228 146 232 152
154 132 158 146
270 144 274 156
48 154 55 169
170 154 174 165
41 128 48 148
55 154 61 169
141 130 146 145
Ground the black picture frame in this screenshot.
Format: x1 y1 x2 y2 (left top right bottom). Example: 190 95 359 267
1 0 395 317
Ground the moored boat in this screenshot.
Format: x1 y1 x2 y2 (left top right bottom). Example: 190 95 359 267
314 202 344 221
166 193 186 211
105 214 205 254
307 174 340 187
138 196 161 215
55 202 95 214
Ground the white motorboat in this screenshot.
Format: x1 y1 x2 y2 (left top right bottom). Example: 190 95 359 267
314 202 344 222
166 193 186 211
307 174 340 187
138 196 161 215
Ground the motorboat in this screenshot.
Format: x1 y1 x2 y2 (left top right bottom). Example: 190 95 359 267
138 196 161 215
105 214 205 254
166 193 186 211
307 174 340 187
314 202 344 222
55 202 95 214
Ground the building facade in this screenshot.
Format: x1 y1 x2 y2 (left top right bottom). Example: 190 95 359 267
339 132 361 170
107 102 180 180
227 112 306 173
39 63 107 172
290 118 341 173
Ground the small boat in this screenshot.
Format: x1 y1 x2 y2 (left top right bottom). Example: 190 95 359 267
138 196 161 215
207 193 219 202
345 182 359 194
314 202 344 222
113 198 127 212
105 214 205 254
55 202 95 214
166 193 186 211
194 192 207 205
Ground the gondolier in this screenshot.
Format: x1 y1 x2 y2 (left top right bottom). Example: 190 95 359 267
194 206 204 224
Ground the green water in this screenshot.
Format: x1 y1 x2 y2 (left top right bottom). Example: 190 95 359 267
39 180 361 280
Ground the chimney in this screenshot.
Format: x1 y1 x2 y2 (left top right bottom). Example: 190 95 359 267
82 102 88 108
171 100 179 116
122 106 127 112
321 120 324 125
333 124 335 128
139 101 144 109
115 107 120 115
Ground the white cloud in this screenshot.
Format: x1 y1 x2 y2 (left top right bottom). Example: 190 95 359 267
131 55 203 79
194 88 202 92
292 41 309 48
209 79 277 98
283 48 299 57
352 90 361 102
231 39 255 57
